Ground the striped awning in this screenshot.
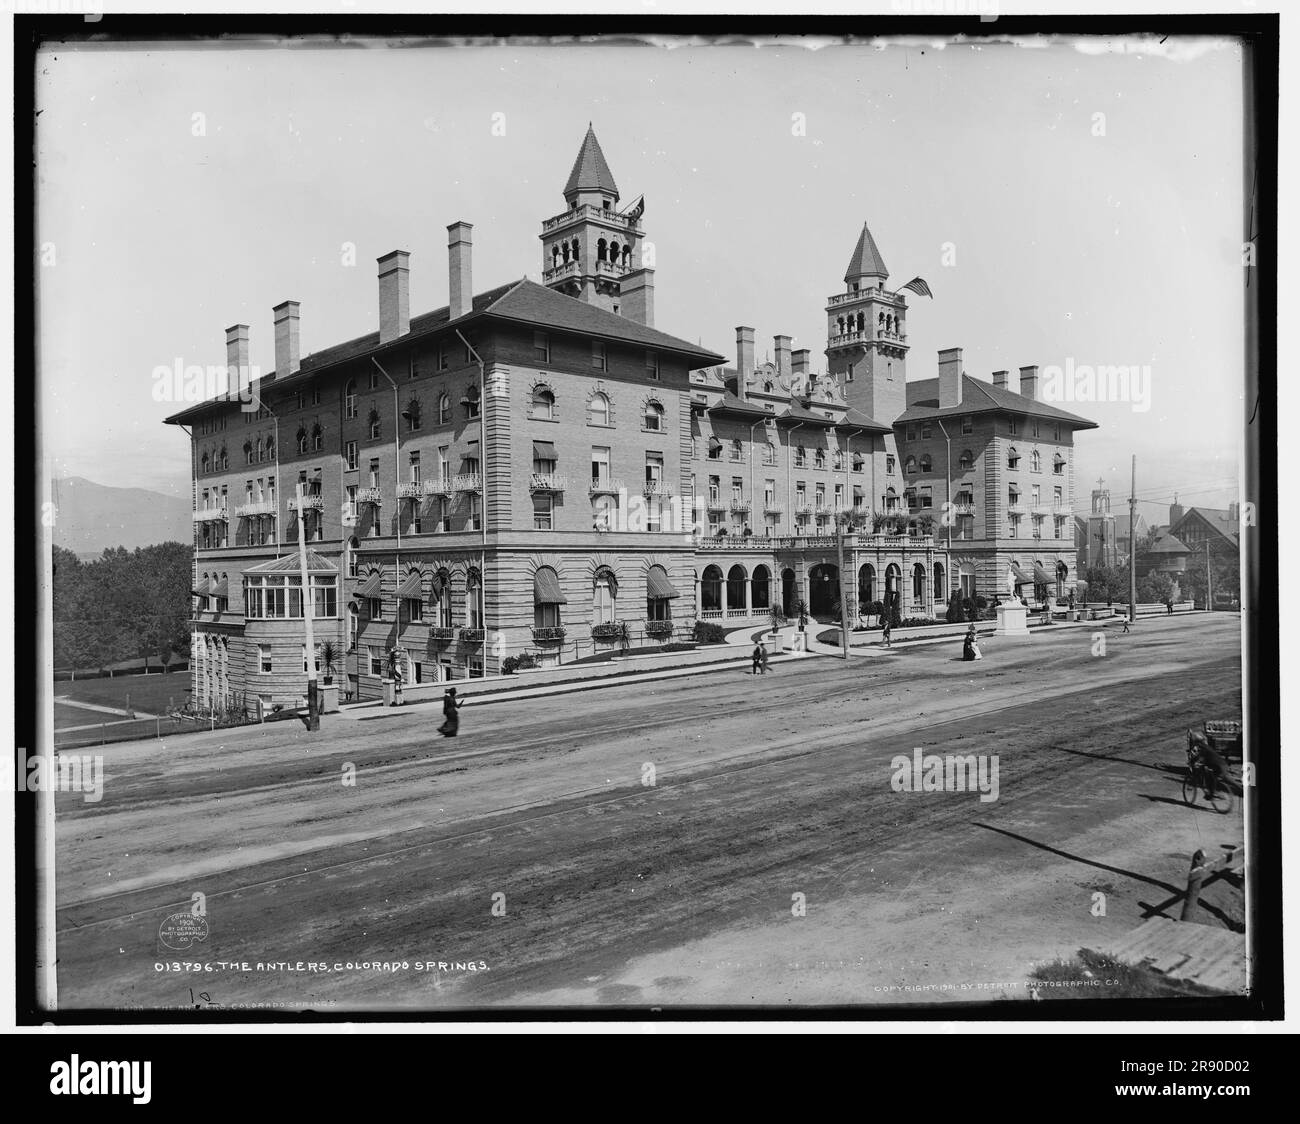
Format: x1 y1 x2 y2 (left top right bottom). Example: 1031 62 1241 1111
1011 564 1033 584
533 440 558 460
210 576 230 599
397 570 424 599
1032 564 1054 584
533 568 567 604
191 577 212 597
646 566 679 599
355 570 383 599
430 570 448 600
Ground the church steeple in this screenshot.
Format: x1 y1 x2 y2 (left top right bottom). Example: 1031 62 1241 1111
539 125 654 324
844 221 889 286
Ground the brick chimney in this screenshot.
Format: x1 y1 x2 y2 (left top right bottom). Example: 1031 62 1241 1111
620 268 655 328
774 335 792 384
1019 365 1039 401
938 347 963 407
378 250 410 343
733 326 756 401
447 221 473 321
273 301 300 379
992 369 1009 390
792 349 811 381
225 324 250 394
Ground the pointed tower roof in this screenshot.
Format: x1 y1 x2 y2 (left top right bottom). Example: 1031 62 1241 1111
563 123 620 201
844 222 889 283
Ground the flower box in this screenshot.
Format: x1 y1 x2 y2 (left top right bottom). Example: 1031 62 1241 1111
429 627 456 641
591 622 623 641
645 620 675 638
531 626 567 641
458 628 486 643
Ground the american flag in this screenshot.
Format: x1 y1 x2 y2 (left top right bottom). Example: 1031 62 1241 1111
901 276 933 298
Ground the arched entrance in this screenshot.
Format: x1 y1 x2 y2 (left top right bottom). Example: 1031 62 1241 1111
726 564 748 614
808 562 840 619
781 568 796 616
752 565 771 611
701 565 723 613
858 563 875 610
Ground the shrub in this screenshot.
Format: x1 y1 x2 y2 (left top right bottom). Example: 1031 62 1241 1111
945 592 965 624
660 642 697 653
692 621 726 645
502 652 539 674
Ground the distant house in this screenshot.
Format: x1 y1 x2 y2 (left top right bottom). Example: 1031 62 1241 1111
1168 503 1241 559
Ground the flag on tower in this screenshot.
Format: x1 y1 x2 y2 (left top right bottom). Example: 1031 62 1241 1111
901 276 933 298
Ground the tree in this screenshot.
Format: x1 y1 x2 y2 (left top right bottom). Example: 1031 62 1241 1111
1137 571 1176 605
1083 564 1130 607
945 588 965 624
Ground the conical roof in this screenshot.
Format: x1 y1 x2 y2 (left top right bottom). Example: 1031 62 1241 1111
563 123 619 201
844 222 889 282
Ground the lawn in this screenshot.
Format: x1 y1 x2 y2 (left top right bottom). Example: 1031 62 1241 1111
55 672 190 715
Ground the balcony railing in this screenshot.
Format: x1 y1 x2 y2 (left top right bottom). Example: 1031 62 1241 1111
424 478 452 496
396 482 425 500
541 260 580 284
453 474 482 493
588 477 624 496
531 473 568 493
954 502 975 515
542 203 641 233
234 500 277 518
794 502 813 515
706 496 727 512
828 330 871 347
730 499 751 514
293 493 325 512
357 487 383 506
594 259 631 277
192 507 229 523
642 480 674 497
763 501 783 514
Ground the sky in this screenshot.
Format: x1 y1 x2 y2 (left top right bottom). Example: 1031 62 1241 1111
36 34 1246 524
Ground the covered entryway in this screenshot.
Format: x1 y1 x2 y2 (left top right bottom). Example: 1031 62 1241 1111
781 568 797 616
808 562 840 619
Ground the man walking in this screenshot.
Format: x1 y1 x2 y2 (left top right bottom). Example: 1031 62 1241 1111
759 641 770 675
752 642 762 675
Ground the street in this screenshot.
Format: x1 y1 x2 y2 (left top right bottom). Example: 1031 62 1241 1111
54 615 1245 1009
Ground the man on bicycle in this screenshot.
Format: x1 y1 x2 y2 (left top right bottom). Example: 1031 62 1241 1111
1187 729 1232 800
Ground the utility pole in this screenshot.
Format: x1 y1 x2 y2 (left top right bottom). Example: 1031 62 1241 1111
1206 539 1213 611
1128 454 1137 622
835 513 851 659
296 482 320 731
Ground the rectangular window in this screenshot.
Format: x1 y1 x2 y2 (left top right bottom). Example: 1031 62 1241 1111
533 492 553 530
645 451 663 486
591 341 607 371
592 446 611 486
961 416 973 435
921 423 932 439
369 646 383 676
409 451 421 483
468 494 481 531
919 486 932 509
406 598 424 623
534 331 550 364
368 596 383 621
259 645 271 674
834 483 845 509
438 345 449 371
886 455 896 474
345 441 358 471
369 459 380 488
646 350 659 380
709 476 721 505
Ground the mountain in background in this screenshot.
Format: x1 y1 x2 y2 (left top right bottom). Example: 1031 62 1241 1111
52 477 190 558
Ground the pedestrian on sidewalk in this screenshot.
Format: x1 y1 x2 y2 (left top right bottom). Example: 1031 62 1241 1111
437 686 464 737
759 641 770 675
881 616 893 648
1121 615 1131 634
751 642 762 675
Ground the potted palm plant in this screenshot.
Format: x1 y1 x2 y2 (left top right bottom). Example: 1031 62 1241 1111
319 639 340 713
768 605 787 652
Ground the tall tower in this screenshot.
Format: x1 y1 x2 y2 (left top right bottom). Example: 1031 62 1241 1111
539 124 655 324
824 222 910 424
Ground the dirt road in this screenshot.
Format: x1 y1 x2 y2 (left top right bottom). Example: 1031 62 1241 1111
54 615 1245 1011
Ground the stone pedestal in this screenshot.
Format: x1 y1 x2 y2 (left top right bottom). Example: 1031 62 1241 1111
319 684 339 714
994 601 1030 637
767 632 785 654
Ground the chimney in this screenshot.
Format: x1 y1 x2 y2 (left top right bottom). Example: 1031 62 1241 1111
225 323 249 395
774 335 792 385
938 347 963 407
992 369 1009 390
620 268 655 329
1228 500 1240 524
792 349 811 382
273 301 300 378
447 221 473 321
735 326 755 400
1019 365 1039 401
1169 494 1185 527
378 250 410 343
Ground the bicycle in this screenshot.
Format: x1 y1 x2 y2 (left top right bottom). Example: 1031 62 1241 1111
1182 754 1233 814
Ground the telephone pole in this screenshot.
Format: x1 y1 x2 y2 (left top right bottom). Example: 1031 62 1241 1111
296 482 320 731
1128 455 1137 622
835 513 851 659
1206 539 1213 611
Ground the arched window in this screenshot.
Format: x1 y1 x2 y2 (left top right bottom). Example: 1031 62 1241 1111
919 454 933 473
589 392 610 426
531 387 554 420
935 562 946 602
219 447 228 469
732 439 743 461
433 569 452 627
1007 445 1021 470
265 438 274 461
439 393 451 424
912 562 927 601
463 385 480 419
312 423 323 450
646 564 674 622
644 401 664 431
466 568 484 629
609 240 620 263
571 238 579 261
904 455 917 474
296 427 308 454
534 566 564 629
244 441 253 465
597 238 607 261
593 566 617 625
346 536 359 578
858 563 876 608
726 564 747 610
751 564 771 611
368 409 381 440
959 449 974 470
1031 449 1042 472
201 452 210 473
344 379 357 418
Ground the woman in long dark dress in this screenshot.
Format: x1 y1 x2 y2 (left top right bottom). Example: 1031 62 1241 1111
438 686 464 737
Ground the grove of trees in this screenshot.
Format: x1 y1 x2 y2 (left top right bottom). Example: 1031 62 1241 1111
53 542 193 671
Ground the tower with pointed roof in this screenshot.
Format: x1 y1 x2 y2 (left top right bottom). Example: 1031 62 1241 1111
824 221 910 425
539 124 655 323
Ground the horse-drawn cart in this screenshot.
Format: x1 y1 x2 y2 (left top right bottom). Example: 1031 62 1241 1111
1201 719 1243 762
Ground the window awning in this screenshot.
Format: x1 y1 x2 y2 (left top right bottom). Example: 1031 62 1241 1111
1011 564 1034 584
1054 454 1067 465
533 440 558 460
1032 564 1054 584
533 568 567 604
646 567 679 599
430 571 448 601
210 576 229 599
355 570 383 599
397 570 424 599
191 578 212 597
